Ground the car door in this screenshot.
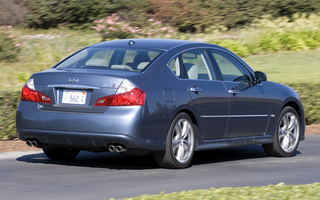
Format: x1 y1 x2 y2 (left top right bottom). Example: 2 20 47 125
169 49 229 140
209 49 270 138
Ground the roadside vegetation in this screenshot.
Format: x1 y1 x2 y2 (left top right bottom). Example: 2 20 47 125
114 183 320 200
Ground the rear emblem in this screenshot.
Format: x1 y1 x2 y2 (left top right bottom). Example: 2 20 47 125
69 78 79 83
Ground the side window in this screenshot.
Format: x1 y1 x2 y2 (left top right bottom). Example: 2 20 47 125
169 56 181 77
181 49 216 80
210 50 252 83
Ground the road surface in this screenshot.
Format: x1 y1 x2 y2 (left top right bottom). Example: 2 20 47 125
1 135 319 200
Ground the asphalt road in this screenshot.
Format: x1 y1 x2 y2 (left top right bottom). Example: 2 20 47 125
1 135 319 200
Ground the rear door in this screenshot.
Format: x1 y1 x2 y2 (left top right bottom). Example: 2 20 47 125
169 49 229 140
208 49 270 138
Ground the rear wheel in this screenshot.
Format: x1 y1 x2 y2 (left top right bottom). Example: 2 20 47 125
263 106 300 157
43 147 80 161
154 113 196 169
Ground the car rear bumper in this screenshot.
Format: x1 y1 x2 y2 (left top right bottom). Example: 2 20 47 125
16 101 166 151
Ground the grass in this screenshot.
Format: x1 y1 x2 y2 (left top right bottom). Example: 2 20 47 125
0 28 100 87
243 50 320 84
113 183 320 200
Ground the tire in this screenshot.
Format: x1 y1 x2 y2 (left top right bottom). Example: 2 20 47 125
43 147 80 161
263 106 301 157
154 113 196 169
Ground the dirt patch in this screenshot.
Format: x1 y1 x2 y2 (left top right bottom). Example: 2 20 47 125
1 124 319 152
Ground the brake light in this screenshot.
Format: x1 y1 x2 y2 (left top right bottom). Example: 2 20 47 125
95 80 145 106
20 79 51 104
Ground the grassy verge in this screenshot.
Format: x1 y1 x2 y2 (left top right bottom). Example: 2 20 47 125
114 183 320 200
243 50 320 83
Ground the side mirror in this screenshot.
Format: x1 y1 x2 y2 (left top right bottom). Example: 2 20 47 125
255 71 267 83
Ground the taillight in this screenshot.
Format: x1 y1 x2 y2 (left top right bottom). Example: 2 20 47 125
95 80 145 106
20 79 51 104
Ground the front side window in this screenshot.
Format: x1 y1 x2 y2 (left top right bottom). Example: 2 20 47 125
210 50 252 83
181 49 216 80
55 48 163 72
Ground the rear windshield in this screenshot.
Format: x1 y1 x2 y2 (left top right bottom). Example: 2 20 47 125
54 47 163 72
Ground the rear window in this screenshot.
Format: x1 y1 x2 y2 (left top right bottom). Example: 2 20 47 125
55 48 163 72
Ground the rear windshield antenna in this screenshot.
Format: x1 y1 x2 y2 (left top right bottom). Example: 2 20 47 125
128 40 135 46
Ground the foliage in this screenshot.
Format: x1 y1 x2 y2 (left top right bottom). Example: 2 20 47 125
0 26 20 61
0 88 20 140
115 182 320 200
92 14 178 40
24 0 151 29
214 40 250 57
23 0 320 32
207 13 320 55
288 83 320 124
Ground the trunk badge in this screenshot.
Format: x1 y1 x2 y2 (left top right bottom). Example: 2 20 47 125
69 78 79 83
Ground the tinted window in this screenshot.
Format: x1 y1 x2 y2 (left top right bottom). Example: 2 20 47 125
210 50 252 83
55 48 163 72
181 49 216 80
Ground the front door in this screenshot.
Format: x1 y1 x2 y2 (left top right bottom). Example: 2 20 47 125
209 49 270 138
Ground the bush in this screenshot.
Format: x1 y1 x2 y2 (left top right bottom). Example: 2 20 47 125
25 0 151 29
92 14 178 40
258 31 283 53
288 83 320 124
0 26 20 61
209 39 250 57
0 88 20 140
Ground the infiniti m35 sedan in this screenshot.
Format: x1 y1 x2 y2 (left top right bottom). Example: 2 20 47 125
16 39 305 168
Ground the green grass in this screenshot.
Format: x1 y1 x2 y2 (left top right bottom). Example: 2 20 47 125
114 183 320 200
243 50 320 84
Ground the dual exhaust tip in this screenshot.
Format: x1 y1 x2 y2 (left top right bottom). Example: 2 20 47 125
26 140 39 147
26 140 126 153
108 144 127 153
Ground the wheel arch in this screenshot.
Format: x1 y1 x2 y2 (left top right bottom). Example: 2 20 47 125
172 108 200 151
280 99 305 141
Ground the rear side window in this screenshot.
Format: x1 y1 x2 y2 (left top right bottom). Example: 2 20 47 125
181 49 216 80
55 48 163 72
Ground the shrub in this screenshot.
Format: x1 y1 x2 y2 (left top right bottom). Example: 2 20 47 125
288 83 320 125
211 39 250 57
280 31 306 51
0 26 20 61
258 31 283 53
0 88 20 140
92 14 178 40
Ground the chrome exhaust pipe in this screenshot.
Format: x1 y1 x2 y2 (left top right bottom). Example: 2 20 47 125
26 140 32 147
31 141 38 147
108 145 116 152
115 145 127 153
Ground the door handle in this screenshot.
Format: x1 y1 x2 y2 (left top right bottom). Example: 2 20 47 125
190 86 202 93
228 88 239 95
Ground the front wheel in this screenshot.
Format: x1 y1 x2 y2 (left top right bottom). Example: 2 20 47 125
263 106 301 157
154 113 196 169
43 147 80 161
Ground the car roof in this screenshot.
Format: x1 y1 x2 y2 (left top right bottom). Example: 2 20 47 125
90 38 212 51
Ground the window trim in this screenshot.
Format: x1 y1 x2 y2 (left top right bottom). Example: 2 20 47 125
206 48 255 83
167 47 218 81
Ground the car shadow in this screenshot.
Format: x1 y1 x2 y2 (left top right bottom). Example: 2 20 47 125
16 145 301 170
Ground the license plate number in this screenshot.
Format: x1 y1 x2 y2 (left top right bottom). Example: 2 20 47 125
62 90 87 105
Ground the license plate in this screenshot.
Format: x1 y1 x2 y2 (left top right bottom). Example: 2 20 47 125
62 90 87 105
